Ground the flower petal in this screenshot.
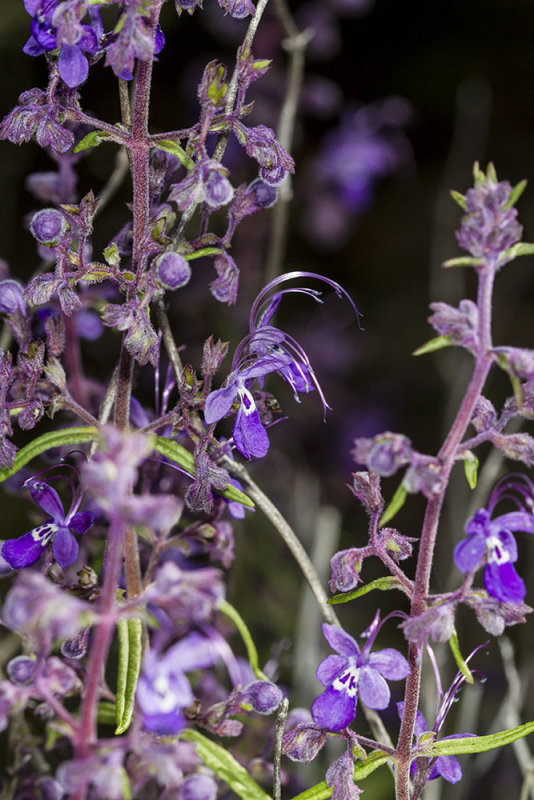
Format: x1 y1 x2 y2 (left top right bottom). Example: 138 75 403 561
68 511 94 535
316 655 348 687
28 481 65 521
141 709 186 735
492 511 534 535
52 526 79 567
312 684 356 731
1 524 56 568
434 755 462 783
204 383 238 424
368 648 410 680
321 624 360 658
233 395 269 459
484 561 526 603
358 666 390 710
453 530 486 573
58 43 88 88
164 632 218 673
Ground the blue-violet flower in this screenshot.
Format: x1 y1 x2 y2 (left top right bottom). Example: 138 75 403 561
311 615 409 731
454 474 534 603
2 474 94 569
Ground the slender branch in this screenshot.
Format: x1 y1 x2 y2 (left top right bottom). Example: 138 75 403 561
273 697 289 800
212 0 272 163
396 267 496 800
265 0 311 280
222 456 339 625
154 297 184 383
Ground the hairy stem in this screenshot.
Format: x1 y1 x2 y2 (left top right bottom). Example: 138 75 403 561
395 266 496 799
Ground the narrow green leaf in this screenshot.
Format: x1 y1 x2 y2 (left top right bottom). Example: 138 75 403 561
500 241 534 261
288 752 390 800
74 130 111 153
0 426 97 483
253 59 271 70
449 189 467 210
463 450 478 490
115 617 143 735
97 701 117 726
184 247 223 260
413 335 452 356
152 140 195 170
448 628 474 684
431 720 534 756
505 179 528 209
219 600 269 681
442 256 483 268
379 483 407 527
181 729 271 800
329 576 402 605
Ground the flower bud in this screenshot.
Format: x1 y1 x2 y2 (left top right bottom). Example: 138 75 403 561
156 252 192 289
7 655 36 685
246 178 277 209
241 681 283 714
282 722 327 763
179 774 217 800
0 280 26 316
30 209 69 246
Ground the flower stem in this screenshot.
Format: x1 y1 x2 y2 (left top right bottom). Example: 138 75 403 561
395 266 495 799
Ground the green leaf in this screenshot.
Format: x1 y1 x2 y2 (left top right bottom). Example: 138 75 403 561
0 427 253 508
184 247 223 260
0 426 97 483
73 130 111 153
219 600 269 681
97 701 118 726
288 752 390 800
152 140 195 170
442 256 483 268
379 483 407 527
448 628 474 684
151 436 255 508
413 335 452 356
329 576 402 605
500 241 534 261
181 729 271 800
463 450 478 490
450 189 467 211
431 720 534 756
505 179 527 209
115 617 143 735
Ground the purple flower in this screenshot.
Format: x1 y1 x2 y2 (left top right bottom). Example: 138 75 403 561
204 352 293 459
1 475 94 569
454 474 534 603
205 272 361 459
137 633 218 735
397 704 462 785
311 615 409 731
23 0 99 88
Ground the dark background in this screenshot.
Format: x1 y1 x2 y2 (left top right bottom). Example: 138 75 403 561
2 2 534 798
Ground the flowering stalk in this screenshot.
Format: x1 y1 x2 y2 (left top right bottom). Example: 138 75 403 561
73 511 125 792
396 181 511 798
